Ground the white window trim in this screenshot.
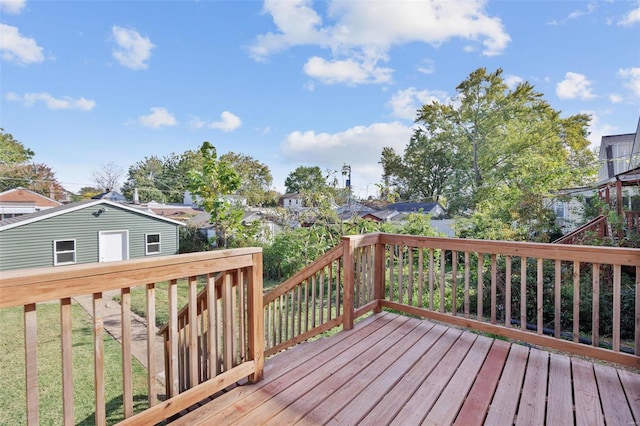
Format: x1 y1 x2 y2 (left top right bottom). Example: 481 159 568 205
53 239 76 266
145 233 161 255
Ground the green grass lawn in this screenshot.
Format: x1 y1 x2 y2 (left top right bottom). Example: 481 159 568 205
0 303 150 425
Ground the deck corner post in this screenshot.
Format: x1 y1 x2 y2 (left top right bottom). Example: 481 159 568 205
248 251 265 383
374 240 385 313
342 237 355 330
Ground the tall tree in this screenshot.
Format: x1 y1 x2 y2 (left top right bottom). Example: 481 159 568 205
382 67 596 241
284 166 327 193
92 162 124 192
187 142 258 248
220 152 274 206
0 129 34 164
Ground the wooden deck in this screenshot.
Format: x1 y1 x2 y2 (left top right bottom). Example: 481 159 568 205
172 312 640 425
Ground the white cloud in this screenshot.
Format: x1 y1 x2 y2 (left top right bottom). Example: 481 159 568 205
251 0 510 86
0 0 26 14
280 121 413 192
618 4 640 26
618 67 640 98
388 88 451 120
0 24 44 65
417 58 435 75
504 74 524 89
549 1 598 25
609 94 623 103
138 107 177 128
189 111 242 132
556 72 596 100
6 92 96 110
210 111 242 132
303 56 392 85
111 26 155 70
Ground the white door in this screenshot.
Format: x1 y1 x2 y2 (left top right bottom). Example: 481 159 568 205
99 230 129 262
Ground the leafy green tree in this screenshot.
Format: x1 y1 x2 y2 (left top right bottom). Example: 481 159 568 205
187 141 262 248
383 67 597 241
220 152 274 206
74 186 102 201
0 129 34 164
284 166 327 193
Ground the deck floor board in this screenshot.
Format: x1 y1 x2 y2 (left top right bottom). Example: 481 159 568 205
172 313 640 425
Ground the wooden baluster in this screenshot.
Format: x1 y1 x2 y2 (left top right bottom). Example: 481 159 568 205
464 252 470 318
505 256 512 327
311 275 317 328
223 272 234 372
537 259 543 334
635 265 639 356
374 242 385 313
336 260 341 317
168 279 179 396
297 284 302 335
284 289 290 342
490 255 497 324
554 260 561 338
521 257 527 331
452 251 458 316
248 252 264 383
342 237 355 330
60 298 74 425
93 293 106 424
429 249 435 311
398 247 404 304
24 303 38 426
592 264 600 348
418 248 424 308
146 284 158 405
573 261 580 343
304 279 309 333
389 246 395 302
408 247 414 307
477 254 483 321
238 269 246 363
319 269 325 324
613 264 621 352
121 288 133 417
440 250 446 313
206 274 217 379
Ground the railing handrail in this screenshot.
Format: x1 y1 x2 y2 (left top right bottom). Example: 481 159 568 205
0 248 261 308
553 215 607 244
378 233 639 265
264 243 344 304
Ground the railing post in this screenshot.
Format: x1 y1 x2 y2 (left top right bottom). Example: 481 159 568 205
248 252 264 383
374 239 385 313
342 237 355 330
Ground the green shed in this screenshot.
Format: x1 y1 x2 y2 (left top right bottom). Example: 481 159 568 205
0 200 184 272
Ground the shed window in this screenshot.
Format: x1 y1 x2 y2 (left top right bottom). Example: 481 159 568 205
145 233 161 255
54 239 76 266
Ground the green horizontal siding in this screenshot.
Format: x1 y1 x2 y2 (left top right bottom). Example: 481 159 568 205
0 203 180 271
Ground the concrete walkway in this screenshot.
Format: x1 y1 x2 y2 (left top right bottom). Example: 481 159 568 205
73 290 166 388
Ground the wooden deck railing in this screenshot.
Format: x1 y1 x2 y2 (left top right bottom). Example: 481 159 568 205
0 249 263 426
265 233 639 369
553 214 608 244
626 210 640 235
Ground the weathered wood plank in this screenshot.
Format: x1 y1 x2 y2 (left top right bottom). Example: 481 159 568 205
60 298 74 426
618 368 640 423
146 283 158 406
24 303 38 426
121 288 133 418
93 293 106 425
545 353 573 425
572 357 604 426
484 343 529 425
315 322 445 426
516 347 548 425
389 331 477 425
424 334 493 425
453 339 510 426
594 362 635 425
357 327 463 425
264 318 423 425
170 314 394 426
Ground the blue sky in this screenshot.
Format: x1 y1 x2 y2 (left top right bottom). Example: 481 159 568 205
1 0 639 199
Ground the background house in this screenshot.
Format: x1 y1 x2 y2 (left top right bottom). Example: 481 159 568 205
0 200 183 271
0 187 61 220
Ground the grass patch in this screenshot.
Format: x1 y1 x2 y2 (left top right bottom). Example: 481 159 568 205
0 303 149 425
